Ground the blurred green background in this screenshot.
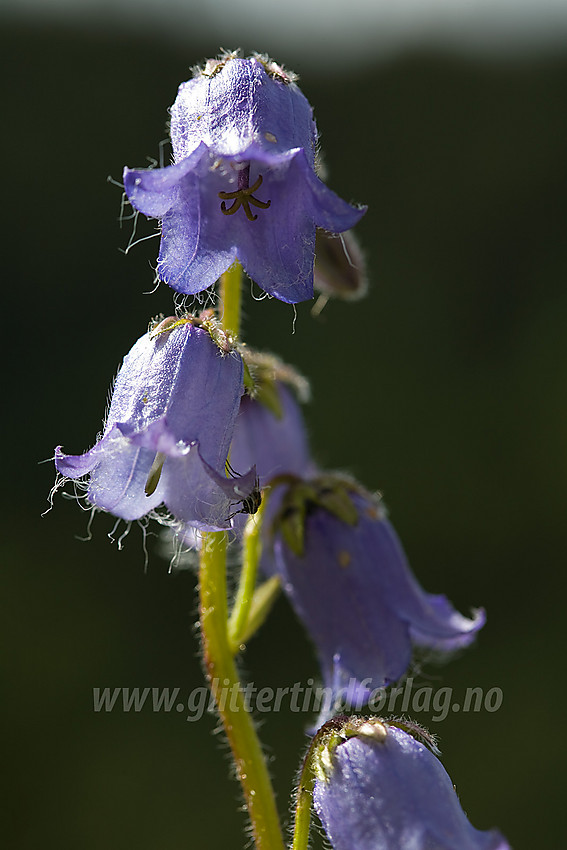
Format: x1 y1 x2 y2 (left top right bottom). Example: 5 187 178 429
2 10 566 849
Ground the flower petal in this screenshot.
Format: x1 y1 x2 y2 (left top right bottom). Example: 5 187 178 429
314 722 510 850
237 151 365 302
410 595 486 650
269 519 413 694
123 143 209 217
107 325 243 473
298 149 368 233
56 426 165 521
55 444 99 478
170 58 316 163
157 178 238 294
261 485 485 709
229 384 313 485
233 156 317 302
160 444 256 531
357 514 485 649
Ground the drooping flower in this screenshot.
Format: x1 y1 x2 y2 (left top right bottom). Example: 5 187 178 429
229 351 315 486
312 716 510 850
123 53 366 303
261 476 485 712
54 314 256 530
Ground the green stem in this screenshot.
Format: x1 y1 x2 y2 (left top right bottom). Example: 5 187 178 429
199 532 285 850
237 576 281 649
196 262 284 849
227 498 267 653
220 261 243 336
291 746 316 850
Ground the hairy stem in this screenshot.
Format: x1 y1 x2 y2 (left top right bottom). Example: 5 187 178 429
199 533 285 850
197 262 284 849
291 735 317 850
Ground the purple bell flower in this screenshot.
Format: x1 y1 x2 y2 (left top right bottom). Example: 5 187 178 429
312 716 510 850
55 315 256 531
262 478 485 710
123 53 366 303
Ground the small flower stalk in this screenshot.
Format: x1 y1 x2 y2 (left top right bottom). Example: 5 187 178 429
52 50 511 850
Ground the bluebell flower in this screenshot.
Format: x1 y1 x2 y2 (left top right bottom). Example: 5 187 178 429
229 352 314 487
312 716 510 850
123 53 366 303
55 314 256 530
261 476 485 710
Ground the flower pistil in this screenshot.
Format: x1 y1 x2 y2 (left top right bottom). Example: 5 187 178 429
218 165 271 221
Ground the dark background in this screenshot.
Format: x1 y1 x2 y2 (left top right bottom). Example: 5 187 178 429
2 15 566 849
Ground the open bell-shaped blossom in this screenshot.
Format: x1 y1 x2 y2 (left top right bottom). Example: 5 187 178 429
312 716 510 850
54 316 256 531
123 53 366 303
261 476 485 713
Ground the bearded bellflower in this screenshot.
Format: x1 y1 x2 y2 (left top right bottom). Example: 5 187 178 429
312 716 510 850
261 476 485 712
124 53 366 303
55 315 256 530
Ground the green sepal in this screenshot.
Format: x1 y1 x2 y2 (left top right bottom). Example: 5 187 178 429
315 477 359 526
383 717 439 754
310 716 388 784
255 378 283 419
279 486 311 556
240 349 309 417
272 476 361 558
242 360 255 393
